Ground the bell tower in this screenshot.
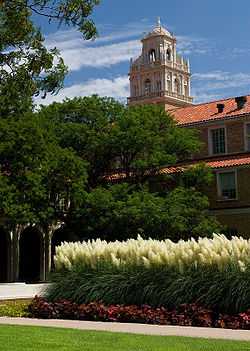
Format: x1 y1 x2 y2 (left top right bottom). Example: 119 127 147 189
128 18 193 110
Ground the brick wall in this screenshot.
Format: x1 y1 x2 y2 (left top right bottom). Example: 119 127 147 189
213 212 250 238
207 167 250 209
227 121 245 153
187 117 250 160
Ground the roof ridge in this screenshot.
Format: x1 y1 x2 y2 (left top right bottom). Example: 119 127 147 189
175 94 250 112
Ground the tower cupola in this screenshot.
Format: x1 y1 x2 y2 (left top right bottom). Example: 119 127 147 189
128 19 193 110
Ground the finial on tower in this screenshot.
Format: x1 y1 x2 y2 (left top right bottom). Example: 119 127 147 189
157 17 161 27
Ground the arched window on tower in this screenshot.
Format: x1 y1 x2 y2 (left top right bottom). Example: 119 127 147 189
167 74 171 92
156 80 162 93
184 80 189 97
166 48 171 61
148 49 156 63
144 79 151 95
133 84 139 97
174 78 181 95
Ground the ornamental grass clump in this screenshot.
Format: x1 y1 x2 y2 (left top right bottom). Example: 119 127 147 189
47 235 250 314
54 234 250 272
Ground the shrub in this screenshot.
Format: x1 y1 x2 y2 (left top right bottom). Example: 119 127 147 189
46 263 250 314
29 297 250 329
48 235 250 314
0 300 30 317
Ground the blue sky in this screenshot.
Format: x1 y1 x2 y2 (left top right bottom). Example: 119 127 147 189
36 0 250 106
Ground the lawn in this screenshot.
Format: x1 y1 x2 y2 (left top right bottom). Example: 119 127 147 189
0 325 249 351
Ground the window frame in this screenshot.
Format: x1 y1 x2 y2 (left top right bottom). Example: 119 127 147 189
216 169 238 201
208 125 227 156
144 79 151 95
244 122 250 151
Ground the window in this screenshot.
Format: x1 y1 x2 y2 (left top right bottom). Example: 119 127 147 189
167 74 171 92
148 49 156 62
217 171 237 200
133 84 139 97
174 78 181 95
166 48 171 61
245 123 250 151
210 128 226 154
156 80 161 92
144 79 151 95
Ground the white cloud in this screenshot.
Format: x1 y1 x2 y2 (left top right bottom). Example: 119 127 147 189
177 36 213 56
36 76 129 106
44 23 212 72
61 40 140 70
192 70 250 103
192 91 224 104
193 71 250 90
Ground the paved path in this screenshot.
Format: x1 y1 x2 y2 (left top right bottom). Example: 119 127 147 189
0 317 250 341
0 283 48 300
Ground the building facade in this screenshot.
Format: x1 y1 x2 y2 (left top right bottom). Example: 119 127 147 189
128 20 250 237
172 97 250 237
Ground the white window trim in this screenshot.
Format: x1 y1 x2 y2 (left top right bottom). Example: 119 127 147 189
244 121 250 152
216 169 238 202
208 125 227 156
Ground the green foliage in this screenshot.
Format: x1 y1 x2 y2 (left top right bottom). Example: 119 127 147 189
110 104 200 178
0 114 87 228
0 0 99 116
74 183 220 241
40 99 200 184
46 263 250 315
0 300 30 317
39 96 124 186
39 96 221 240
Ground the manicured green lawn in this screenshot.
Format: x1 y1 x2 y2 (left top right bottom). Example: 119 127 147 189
0 325 249 351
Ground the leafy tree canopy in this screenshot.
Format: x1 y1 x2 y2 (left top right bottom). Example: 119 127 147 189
39 96 221 240
39 97 201 186
0 0 100 117
71 183 221 242
0 115 87 231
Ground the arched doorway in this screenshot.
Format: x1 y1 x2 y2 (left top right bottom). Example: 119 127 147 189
51 227 79 271
0 229 10 282
19 227 43 283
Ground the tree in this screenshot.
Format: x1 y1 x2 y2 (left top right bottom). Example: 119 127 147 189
0 114 88 236
70 183 220 242
39 98 200 186
39 95 125 187
109 104 201 180
0 0 99 117
39 96 221 240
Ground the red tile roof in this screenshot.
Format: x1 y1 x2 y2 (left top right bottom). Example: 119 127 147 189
172 95 250 126
104 154 250 181
160 153 250 174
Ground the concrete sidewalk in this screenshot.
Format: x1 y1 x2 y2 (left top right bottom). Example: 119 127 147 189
0 283 48 300
0 317 250 341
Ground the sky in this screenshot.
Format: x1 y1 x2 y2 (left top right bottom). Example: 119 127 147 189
35 0 250 106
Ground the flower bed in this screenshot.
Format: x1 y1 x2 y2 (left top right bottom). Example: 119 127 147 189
29 297 250 330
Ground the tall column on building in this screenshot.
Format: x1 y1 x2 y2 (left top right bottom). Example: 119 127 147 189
128 18 193 110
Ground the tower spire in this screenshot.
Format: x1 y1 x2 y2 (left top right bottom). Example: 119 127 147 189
157 17 161 27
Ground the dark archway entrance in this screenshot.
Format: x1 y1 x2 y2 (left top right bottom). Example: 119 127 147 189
51 227 79 271
19 227 43 283
0 229 10 282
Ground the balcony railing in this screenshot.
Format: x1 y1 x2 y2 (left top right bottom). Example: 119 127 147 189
128 90 193 104
130 60 189 73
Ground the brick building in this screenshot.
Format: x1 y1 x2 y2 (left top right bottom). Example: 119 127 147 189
128 19 250 237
